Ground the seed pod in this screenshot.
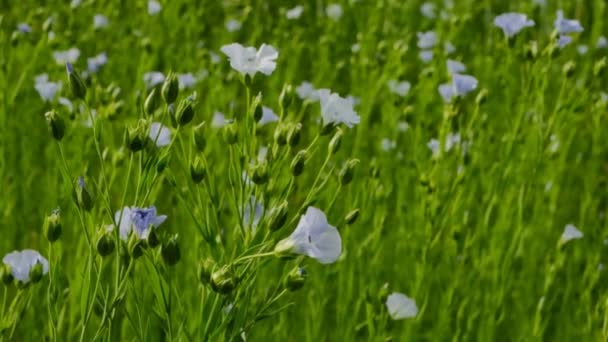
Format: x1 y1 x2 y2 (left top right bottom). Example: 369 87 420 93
210 265 237 294
190 155 206 184
290 150 307 177
29 262 44 284
144 87 161 115
250 161 269 185
44 209 62 243
339 159 360 185
198 258 216 285
287 123 302 147
72 176 94 211
285 266 307 291
173 93 196 126
345 208 360 225
96 231 116 257
125 119 149 152
193 122 206 152
222 121 238 145
161 235 181 266
328 129 343 155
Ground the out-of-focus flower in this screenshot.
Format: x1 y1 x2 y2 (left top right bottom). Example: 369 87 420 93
326 4 343 21
419 50 434 63
93 14 109 30
178 73 198 89
259 106 279 125
420 2 436 19
296 81 319 101
286 5 304 19
53 48 80 65
212 111 227 128
143 71 165 88
560 224 583 244
317 89 360 128
494 13 535 38
417 31 437 49
387 80 411 97
148 0 161 15
554 10 583 35
87 52 108 74
557 35 573 49
447 59 466 74
150 122 171 147
386 293 418 320
598 36 608 49
225 19 242 32
17 23 32 33
34 74 62 102
438 74 478 103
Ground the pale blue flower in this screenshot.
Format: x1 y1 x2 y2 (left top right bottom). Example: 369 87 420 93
259 106 279 125
212 111 227 128
2 250 49 284
143 71 165 88
221 43 278 77
326 4 343 21
420 2 436 19
243 196 264 228
577 45 589 55
17 23 31 33
276 207 342 264
560 224 583 244
34 74 61 102
419 50 434 63
417 31 437 49
148 0 161 15
452 74 478 96
597 36 607 49
296 81 319 101
494 13 535 38
386 293 418 320
554 11 583 34
178 73 197 89
93 14 109 30
557 35 573 49
317 89 360 128
444 42 456 54
447 59 466 74
387 80 411 97
286 5 304 20
115 206 167 240
150 122 171 147
58 97 73 112
225 19 242 32
438 83 453 103
87 52 108 74
53 48 80 65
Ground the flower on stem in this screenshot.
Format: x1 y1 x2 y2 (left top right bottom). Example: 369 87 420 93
560 224 583 244
493 13 535 38
220 43 278 78
115 206 167 241
2 250 49 285
274 207 342 264
317 89 360 128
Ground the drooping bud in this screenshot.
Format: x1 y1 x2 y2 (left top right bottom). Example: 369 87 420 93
44 110 66 141
66 62 86 100
173 92 196 126
125 119 149 152
339 158 359 185
161 235 181 266
161 71 179 104
345 208 360 225
210 265 237 294
193 122 206 152
73 176 94 211
44 208 62 243
250 161 269 185
190 155 206 184
328 129 343 155
290 150 307 177
285 266 307 291
198 258 216 285
144 87 162 116
279 84 294 111
29 261 44 284
268 201 289 232
287 123 302 147
222 121 238 145
96 230 116 257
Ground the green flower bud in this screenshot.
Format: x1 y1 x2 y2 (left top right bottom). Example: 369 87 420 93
285 267 307 291
29 262 44 284
287 123 302 147
290 150 307 177
328 129 343 155
44 110 66 141
112 147 127 167
198 258 216 285
210 265 237 294
161 71 179 104
128 234 145 259
72 176 94 211
273 123 289 146
339 158 360 186
66 63 86 100
250 161 269 185
273 238 296 259
222 121 238 145
156 153 170 173
44 209 62 243
1 264 13 286
190 155 206 184
378 283 390 303
147 229 161 248
475 88 488 106
96 231 116 257
562 61 576 78
173 92 196 126
279 84 294 111
144 87 162 116
193 122 207 152
252 94 263 123
161 235 181 266
125 119 149 152
524 41 538 60
268 201 289 232
345 208 360 225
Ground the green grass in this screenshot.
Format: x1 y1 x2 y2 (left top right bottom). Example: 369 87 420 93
1 0 608 341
